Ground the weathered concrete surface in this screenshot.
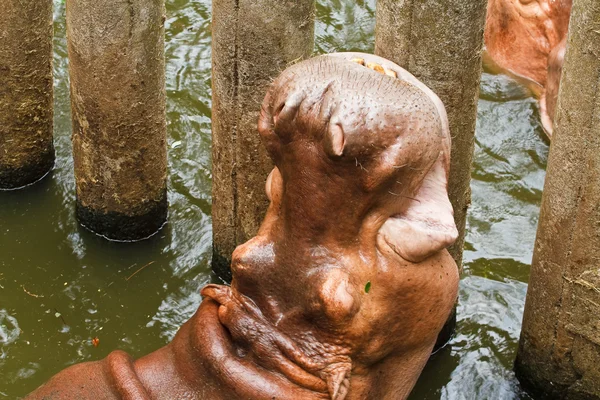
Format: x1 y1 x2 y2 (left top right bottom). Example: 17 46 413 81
374 0 488 268
211 0 315 273
515 1 600 398
0 0 54 189
67 0 168 241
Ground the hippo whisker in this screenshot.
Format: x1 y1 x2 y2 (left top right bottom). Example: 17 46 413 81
355 158 369 172
392 163 409 169
388 191 421 203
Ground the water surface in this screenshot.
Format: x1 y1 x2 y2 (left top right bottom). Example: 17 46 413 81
0 1 548 398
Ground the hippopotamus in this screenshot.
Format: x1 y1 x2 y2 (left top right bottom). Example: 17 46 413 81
25 52 459 400
484 0 572 136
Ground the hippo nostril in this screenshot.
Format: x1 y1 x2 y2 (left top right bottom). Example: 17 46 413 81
272 91 305 138
273 102 286 126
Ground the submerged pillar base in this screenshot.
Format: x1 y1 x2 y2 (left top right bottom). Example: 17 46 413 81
76 194 168 242
514 354 565 400
0 147 54 190
515 349 600 400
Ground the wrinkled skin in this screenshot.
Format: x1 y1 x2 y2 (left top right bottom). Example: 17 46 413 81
26 53 459 400
485 0 572 136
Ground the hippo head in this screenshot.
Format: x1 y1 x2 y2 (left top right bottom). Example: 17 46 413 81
484 0 572 137
202 53 459 399
485 0 571 87
258 52 457 262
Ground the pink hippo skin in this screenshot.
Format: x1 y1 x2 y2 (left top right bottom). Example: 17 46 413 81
485 0 572 136
25 52 459 400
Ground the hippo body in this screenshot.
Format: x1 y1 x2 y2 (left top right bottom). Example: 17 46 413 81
26 53 459 400
485 0 572 135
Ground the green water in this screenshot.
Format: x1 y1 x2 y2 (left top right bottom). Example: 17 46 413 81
0 1 548 398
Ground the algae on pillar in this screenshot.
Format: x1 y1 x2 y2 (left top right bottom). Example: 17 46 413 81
211 0 315 273
0 0 54 189
67 0 168 241
516 0 600 397
374 0 488 267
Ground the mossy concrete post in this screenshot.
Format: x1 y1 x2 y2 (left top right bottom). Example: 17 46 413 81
515 1 600 398
0 0 54 189
375 0 488 268
211 0 315 273
66 0 168 241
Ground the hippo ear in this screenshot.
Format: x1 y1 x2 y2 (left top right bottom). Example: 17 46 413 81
379 152 458 263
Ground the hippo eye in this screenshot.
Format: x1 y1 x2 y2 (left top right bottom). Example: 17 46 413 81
517 0 543 15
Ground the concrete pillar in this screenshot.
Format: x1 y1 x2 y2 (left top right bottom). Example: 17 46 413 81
211 0 315 273
0 0 54 189
375 0 488 267
515 1 600 398
67 0 168 241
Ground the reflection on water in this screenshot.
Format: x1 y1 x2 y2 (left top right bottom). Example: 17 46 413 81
0 310 20 347
0 0 548 398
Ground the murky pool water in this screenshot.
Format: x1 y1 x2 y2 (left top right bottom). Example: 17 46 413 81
0 1 548 398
